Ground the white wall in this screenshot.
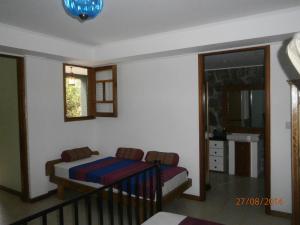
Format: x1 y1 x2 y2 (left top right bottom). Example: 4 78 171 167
25 55 98 198
94 54 200 196
92 43 294 212
24 42 294 212
0 22 93 61
270 42 295 213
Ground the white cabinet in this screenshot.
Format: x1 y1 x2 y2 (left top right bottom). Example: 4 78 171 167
209 140 228 172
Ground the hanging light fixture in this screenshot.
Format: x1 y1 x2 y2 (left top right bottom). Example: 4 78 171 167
63 0 104 21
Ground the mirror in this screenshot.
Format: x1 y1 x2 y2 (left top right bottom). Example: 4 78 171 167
224 86 264 132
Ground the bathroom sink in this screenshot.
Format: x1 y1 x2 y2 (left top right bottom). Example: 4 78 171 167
226 133 260 142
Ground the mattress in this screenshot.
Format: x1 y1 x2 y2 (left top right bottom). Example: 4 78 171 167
142 212 223 225
54 155 188 196
142 212 186 225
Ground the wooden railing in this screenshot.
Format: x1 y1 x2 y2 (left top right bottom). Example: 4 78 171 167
10 164 162 225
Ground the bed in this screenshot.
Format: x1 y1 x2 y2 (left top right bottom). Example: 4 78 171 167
13 158 214 225
13 161 163 225
142 212 224 225
46 147 192 204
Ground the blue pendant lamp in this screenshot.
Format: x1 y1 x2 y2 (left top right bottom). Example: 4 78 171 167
63 0 103 21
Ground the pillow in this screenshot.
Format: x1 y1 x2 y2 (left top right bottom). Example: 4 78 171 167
145 151 179 166
61 147 93 162
116 148 144 161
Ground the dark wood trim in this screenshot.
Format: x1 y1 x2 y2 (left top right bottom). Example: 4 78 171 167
290 80 300 225
112 65 118 117
94 65 116 72
96 100 114 104
235 142 251 177
29 189 57 203
96 79 113 83
17 57 30 201
63 63 118 119
198 54 206 201
270 210 292 219
0 185 22 197
63 63 67 120
94 65 118 117
63 63 93 70
63 63 96 122
198 46 271 214
264 45 271 214
182 193 201 201
88 68 96 116
201 46 268 57
64 116 95 122
224 127 264 134
95 112 118 117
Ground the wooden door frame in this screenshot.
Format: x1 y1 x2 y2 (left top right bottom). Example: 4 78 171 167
290 80 300 225
198 46 271 214
0 54 29 201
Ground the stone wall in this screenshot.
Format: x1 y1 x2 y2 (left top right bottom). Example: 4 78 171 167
206 66 265 131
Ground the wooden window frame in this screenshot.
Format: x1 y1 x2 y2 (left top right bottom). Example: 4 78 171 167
63 63 96 122
94 65 118 117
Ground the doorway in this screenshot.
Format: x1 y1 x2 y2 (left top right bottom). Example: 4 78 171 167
198 46 271 213
0 54 29 201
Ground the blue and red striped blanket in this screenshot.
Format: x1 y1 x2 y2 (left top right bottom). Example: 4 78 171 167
69 157 187 194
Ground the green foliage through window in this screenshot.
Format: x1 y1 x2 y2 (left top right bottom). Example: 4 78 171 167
66 78 81 117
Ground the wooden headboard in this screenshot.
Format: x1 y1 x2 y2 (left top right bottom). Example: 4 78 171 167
45 150 99 177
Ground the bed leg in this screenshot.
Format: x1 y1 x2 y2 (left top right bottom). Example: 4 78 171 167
57 184 65 200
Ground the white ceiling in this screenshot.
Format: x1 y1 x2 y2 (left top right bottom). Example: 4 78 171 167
205 50 265 70
0 0 299 46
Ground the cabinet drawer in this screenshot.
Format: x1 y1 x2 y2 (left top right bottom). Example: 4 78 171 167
209 147 224 157
209 141 224 149
209 156 224 172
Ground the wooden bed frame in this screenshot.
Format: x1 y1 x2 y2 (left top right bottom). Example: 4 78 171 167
45 152 192 206
14 163 163 225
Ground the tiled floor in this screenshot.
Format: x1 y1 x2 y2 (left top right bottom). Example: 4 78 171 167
164 172 290 225
0 173 291 225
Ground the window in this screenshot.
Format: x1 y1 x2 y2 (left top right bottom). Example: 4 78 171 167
63 64 95 121
63 64 118 121
94 65 118 117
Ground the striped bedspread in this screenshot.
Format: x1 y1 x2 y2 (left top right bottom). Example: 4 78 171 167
69 157 187 194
